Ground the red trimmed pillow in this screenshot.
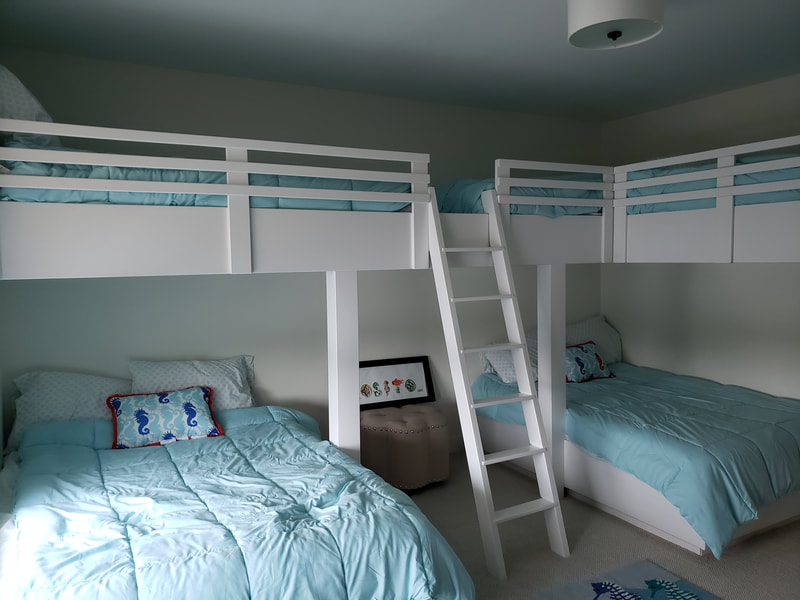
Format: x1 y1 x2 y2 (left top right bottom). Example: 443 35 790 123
106 386 223 449
565 342 614 383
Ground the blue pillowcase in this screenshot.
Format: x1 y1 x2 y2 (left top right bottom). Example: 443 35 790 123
107 386 223 449
565 342 613 383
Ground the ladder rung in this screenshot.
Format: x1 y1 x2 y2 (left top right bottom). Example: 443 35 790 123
473 392 535 409
462 342 523 355
494 498 556 524
482 444 546 466
452 294 513 303
442 246 505 253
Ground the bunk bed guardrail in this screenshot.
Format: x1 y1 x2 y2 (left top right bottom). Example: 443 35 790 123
613 134 800 263
0 118 432 278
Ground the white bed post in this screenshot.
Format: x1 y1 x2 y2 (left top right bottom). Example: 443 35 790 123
537 264 566 497
225 147 253 274
411 161 430 269
612 168 627 263
326 270 360 462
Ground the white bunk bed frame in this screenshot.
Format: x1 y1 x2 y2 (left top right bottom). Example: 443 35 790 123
2 117 799 555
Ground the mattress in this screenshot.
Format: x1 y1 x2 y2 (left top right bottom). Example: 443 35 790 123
472 363 800 557
0 141 412 212
4 405 474 599
436 176 604 218
625 150 800 214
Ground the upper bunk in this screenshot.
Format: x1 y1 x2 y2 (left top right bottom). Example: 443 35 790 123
437 134 800 265
0 118 432 279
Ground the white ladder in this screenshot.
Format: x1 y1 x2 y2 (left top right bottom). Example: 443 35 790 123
428 190 569 579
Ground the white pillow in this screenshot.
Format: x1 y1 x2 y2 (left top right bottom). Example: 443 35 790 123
566 315 622 364
481 331 538 384
7 371 132 451
0 65 60 147
129 355 256 411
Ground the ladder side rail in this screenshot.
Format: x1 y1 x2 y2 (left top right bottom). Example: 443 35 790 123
428 195 507 579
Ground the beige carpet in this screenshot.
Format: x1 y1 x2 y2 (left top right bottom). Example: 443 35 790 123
409 453 800 600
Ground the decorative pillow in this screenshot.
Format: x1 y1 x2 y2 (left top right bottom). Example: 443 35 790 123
107 386 223 449
481 330 538 384
7 371 132 451
566 315 622 364
565 342 614 383
129 355 255 411
0 65 60 147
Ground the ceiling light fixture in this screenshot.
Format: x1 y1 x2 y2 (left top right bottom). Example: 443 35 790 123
568 0 664 49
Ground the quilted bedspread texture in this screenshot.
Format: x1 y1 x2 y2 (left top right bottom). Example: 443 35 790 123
6 406 473 599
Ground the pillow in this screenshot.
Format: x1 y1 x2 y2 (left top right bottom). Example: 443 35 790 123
565 342 614 383
0 65 60 147
481 331 538 384
7 371 132 451
566 315 622 364
129 355 255 411
107 386 222 449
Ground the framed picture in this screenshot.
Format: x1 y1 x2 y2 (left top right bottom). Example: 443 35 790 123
359 355 435 410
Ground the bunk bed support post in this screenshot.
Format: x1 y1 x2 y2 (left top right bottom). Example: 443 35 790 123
537 264 566 497
326 270 361 461
601 172 614 263
717 154 735 262
411 161 430 269
225 147 253 274
612 169 627 263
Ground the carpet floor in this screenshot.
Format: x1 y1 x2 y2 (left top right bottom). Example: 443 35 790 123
408 452 800 600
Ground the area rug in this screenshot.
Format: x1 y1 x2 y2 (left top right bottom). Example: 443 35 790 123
533 559 719 599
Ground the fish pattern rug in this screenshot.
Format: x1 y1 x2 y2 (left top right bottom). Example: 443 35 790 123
533 559 719 600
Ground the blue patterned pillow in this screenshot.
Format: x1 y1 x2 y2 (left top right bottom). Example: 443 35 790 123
106 386 223 449
565 342 613 383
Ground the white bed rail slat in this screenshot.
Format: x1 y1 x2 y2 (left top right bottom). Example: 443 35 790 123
497 195 610 208
615 134 800 173
0 147 429 186
0 118 429 163
0 175 430 204
613 178 800 207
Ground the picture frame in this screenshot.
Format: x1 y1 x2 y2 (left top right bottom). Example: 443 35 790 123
358 355 435 410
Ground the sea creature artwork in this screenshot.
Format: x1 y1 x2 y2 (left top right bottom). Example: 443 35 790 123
207 426 220 436
360 384 372 398
645 579 700 600
405 378 416 392
201 387 210 403
384 380 391 396
109 397 123 416
183 402 198 427
591 580 643 600
392 378 404 394
162 431 176 442
372 382 382 396
134 408 150 436
157 393 170 404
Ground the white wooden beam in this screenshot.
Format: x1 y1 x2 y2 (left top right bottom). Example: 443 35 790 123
225 148 252 274
326 271 360 461
537 264 566 496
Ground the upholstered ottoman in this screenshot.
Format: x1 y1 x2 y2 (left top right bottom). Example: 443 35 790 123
360 404 449 490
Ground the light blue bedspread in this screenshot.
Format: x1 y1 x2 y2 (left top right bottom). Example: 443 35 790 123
473 363 800 557
9 406 474 599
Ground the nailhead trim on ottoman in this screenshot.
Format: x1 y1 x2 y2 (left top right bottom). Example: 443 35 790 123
360 404 449 490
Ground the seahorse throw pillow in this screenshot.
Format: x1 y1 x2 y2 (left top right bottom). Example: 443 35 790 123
565 342 614 383
106 386 223 449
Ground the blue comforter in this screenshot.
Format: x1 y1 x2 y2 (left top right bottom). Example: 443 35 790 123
9 406 473 599
473 363 800 557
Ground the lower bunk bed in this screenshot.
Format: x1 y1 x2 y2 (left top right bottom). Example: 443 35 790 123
0 360 474 599
472 358 800 557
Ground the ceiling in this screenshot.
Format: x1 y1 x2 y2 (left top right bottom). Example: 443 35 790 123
2 0 799 121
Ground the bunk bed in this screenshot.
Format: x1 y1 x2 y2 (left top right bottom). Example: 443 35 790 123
0 74 475 597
